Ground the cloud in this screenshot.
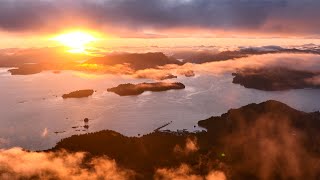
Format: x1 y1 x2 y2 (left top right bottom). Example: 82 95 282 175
60 52 320 80
0 148 134 180
206 171 227 180
222 114 320 179
0 146 226 180
131 53 320 80
154 164 226 180
155 164 202 180
174 137 199 155
1 0 320 37
191 53 320 75
75 63 134 75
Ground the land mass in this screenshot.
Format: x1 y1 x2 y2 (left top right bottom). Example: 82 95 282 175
2 45 320 73
49 100 320 179
232 67 320 91
2 51 184 77
107 82 185 96
62 89 94 99
8 64 42 75
175 46 320 64
86 52 183 70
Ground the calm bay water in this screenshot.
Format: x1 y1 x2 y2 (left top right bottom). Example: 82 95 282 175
0 68 320 150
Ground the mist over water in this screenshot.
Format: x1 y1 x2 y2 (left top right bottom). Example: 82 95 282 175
1 66 320 150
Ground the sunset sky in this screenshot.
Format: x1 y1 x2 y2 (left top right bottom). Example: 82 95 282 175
2 1 320 179
1 0 320 48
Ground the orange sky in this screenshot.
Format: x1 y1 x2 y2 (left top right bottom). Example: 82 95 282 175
1 29 320 50
1 0 320 50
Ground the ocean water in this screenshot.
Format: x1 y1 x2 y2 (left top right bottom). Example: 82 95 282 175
0 68 320 150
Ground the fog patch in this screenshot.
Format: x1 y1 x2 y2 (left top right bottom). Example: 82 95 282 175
0 148 134 180
223 115 320 179
131 53 320 80
155 164 226 180
174 137 199 156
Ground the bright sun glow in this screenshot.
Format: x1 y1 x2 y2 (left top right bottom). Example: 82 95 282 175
53 31 97 53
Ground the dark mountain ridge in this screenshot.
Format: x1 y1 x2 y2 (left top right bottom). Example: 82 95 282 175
49 100 320 179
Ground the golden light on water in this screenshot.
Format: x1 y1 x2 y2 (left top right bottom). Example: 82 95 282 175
52 31 97 53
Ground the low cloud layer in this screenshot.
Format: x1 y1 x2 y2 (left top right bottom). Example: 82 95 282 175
0 147 227 179
0 148 134 180
1 0 320 37
155 164 226 180
132 53 320 80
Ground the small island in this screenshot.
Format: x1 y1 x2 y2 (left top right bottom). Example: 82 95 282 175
8 65 42 75
62 89 94 99
107 82 185 96
232 67 320 91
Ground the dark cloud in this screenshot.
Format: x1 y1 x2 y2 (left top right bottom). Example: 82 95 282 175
0 0 319 36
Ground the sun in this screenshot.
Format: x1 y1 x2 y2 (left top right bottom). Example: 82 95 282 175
52 31 97 53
